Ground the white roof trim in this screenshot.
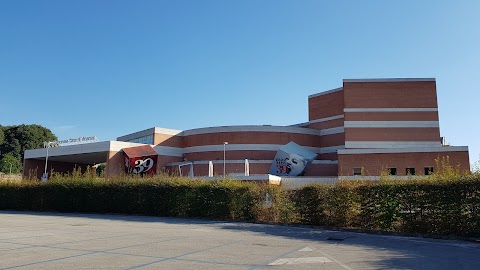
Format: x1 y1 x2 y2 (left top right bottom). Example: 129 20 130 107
344 108 438 113
338 146 468 155
345 141 441 149
343 78 436 83
309 114 344 124
308 87 343 98
166 159 338 166
24 141 147 159
180 125 323 136
344 121 439 128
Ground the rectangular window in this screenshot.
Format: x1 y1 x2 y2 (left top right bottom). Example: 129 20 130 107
424 167 434 175
406 168 416 175
353 168 362 176
387 168 397 176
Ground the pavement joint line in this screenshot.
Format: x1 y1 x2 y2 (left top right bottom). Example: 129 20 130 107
0 236 184 256
0 227 57 235
0 237 185 269
1 250 99 269
3 232 133 246
247 245 305 270
0 232 142 253
0 227 117 241
317 249 355 270
125 240 244 269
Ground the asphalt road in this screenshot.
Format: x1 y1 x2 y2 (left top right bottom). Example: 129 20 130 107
0 211 478 269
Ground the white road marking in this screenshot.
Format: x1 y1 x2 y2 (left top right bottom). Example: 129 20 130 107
299 247 315 252
318 250 355 270
269 257 332 265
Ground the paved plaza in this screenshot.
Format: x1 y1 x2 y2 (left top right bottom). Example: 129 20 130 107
0 211 479 269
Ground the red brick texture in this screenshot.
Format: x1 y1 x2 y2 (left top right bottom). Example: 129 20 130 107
338 151 470 176
309 90 344 121
343 81 438 108
344 128 440 142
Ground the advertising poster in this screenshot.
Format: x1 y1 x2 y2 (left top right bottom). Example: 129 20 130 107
123 145 158 176
268 142 317 176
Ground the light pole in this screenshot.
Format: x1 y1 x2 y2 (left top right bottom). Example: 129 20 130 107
43 142 51 183
223 142 228 179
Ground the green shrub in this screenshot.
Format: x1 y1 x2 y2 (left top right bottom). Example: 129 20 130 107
0 174 478 237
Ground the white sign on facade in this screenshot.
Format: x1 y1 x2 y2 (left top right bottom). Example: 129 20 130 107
44 136 97 147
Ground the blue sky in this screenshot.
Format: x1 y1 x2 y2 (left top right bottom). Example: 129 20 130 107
1 1 479 165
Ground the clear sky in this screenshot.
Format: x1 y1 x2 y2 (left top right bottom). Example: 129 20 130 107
1 1 479 166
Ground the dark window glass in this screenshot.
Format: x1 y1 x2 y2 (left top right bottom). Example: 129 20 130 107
406 168 416 175
425 167 434 175
387 168 397 175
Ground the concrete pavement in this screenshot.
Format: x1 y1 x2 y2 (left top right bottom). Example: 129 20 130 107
0 211 479 269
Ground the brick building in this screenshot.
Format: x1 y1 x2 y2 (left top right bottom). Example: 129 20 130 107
24 78 469 183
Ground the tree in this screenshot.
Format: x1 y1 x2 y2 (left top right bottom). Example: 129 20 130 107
0 125 4 145
0 124 57 168
0 153 22 174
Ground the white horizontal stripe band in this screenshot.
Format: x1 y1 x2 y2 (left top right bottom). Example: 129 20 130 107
338 146 468 155
319 127 344 136
340 176 423 180
343 78 435 83
154 146 184 157
156 144 345 156
318 145 345 154
344 121 439 128
308 114 344 124
344 108 438 112
166 160 338 166
308 87 343 98
25 141 147 159
181 125 323 136
345 141 442 149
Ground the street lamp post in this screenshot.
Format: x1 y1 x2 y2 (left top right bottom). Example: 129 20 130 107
223 142 228 179
43 142 51 183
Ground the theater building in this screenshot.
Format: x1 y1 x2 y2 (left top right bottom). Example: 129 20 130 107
23 78 470 184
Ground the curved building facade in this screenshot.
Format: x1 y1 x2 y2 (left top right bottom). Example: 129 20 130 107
23 78 470 183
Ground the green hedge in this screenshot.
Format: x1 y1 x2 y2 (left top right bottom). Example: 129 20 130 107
292 178 480 237
0 178 261 221
1 176 479 237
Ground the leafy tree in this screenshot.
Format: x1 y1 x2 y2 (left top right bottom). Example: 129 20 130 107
0 124 57 168
0 125 4 145
0 153 22 174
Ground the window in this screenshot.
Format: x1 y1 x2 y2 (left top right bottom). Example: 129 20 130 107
128 134 154 145
387 168 397 176
424 167 434 175
353 168 362 176
406 168 416 175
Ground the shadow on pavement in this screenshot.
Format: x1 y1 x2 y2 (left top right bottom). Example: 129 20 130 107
2 210 479 269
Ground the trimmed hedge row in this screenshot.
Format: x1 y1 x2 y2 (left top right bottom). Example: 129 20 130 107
0 179 262 221
1 176 479 237
292 178 480 237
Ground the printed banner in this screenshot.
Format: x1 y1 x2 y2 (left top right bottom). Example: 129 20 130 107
268 142 317 176
124 154 157 175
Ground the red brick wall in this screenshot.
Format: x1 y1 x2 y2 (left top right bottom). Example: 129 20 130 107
343 81 440 144
154 134 183 147
338 151 470 176
308 118 344 130
345 128 440 142
343 81 438 108
308 90 344 121
345 111 439 121
183 132 322 147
